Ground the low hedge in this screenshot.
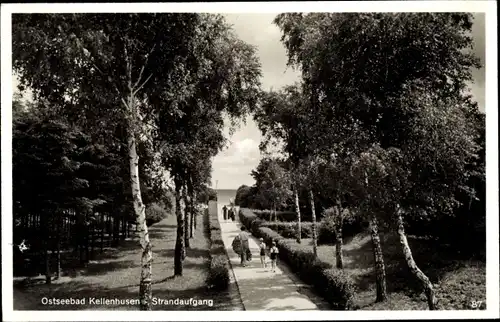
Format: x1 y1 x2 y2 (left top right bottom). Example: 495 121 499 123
250 209 365 245
239 208 356 309
252 209 298 222
206 208 230 291
260 221 313 239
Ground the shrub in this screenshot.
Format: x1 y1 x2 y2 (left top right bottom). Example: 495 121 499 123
259 221 313 239
239 208 356 310
318 217 338 245
318 269 356 310
253 209 297 222
207 256 230 291
317 208 369 245
206 208 230 291
145 202 168 227
301 223 313 238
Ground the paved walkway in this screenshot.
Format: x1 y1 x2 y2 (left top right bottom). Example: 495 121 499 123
218 207 330 311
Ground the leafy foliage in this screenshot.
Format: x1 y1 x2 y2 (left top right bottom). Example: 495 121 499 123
250 157 292 212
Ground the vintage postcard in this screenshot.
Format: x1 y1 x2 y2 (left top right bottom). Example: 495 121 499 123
1 1 498 321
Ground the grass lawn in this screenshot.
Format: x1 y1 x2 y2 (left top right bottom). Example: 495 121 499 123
288 230 486 310
13 212 243 311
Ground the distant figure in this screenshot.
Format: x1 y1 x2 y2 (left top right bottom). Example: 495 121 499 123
259 238 267 268
270 241 279 273
229 208 235 221
222 205 228 220
238 226 250 267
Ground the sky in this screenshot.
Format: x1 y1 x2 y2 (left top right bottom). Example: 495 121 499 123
211 13 486 190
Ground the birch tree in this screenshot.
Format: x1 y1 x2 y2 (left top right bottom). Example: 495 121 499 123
274 12 482 307
156 13 261 276
256 84 314 242
13 13 202 310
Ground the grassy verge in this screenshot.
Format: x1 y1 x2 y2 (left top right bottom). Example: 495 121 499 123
240 208 486 310
280 232 486 310
13 212 242 310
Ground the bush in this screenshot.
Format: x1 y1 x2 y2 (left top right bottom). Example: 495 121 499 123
145 202 168 226
253 209 298 222
259 221 313 239
239 208 356 309
317 208 369 245
207 256 230 291
318 217 338 245
318 269 356 309
206 208 230 291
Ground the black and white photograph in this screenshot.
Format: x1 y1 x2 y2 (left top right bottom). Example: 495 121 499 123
1 1 498 321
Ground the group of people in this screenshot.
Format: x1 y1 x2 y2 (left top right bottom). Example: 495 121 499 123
222 204 236 221
236 226 279 272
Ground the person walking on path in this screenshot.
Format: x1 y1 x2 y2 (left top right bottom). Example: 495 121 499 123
259 238 267 269
222 205 228 221
270 241 279 273
238 226 250 267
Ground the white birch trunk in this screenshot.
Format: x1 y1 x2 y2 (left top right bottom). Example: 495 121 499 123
127 95 152 311
294 186 302 243
396 205 437 310
309 189 318 256
369 215 387 302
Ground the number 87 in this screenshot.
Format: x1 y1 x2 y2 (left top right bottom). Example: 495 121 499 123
471 301 482 309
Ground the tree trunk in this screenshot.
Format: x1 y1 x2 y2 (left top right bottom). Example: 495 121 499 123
189 183 194 238
55 215 61 279
85 212 90 264
78 215 85 265
308 189 318 256
174 178 184 276
45 246 51 284
335 222 343 269
121 214 126 240
44 215 51 284
294 186 302 243
335 205 344 269
369 215 387 302
396 206 437 310
127 119 152 311
183 185 190 249
90 221 95 260
193 192 197 230
106 213 112 247
100 213 104 253
112 214 119 247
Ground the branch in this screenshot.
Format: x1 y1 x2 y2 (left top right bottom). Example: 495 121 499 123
88 59 125 103
133 73 153 96
124 40 132 92
133 43 156 91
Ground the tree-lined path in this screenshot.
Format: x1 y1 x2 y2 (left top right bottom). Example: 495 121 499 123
9 10 487 313
218 206 329 310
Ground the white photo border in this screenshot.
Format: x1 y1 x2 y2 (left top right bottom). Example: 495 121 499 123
2 1 498 321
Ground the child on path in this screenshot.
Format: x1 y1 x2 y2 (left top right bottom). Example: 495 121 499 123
270 241 279 273
259 238 266 268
